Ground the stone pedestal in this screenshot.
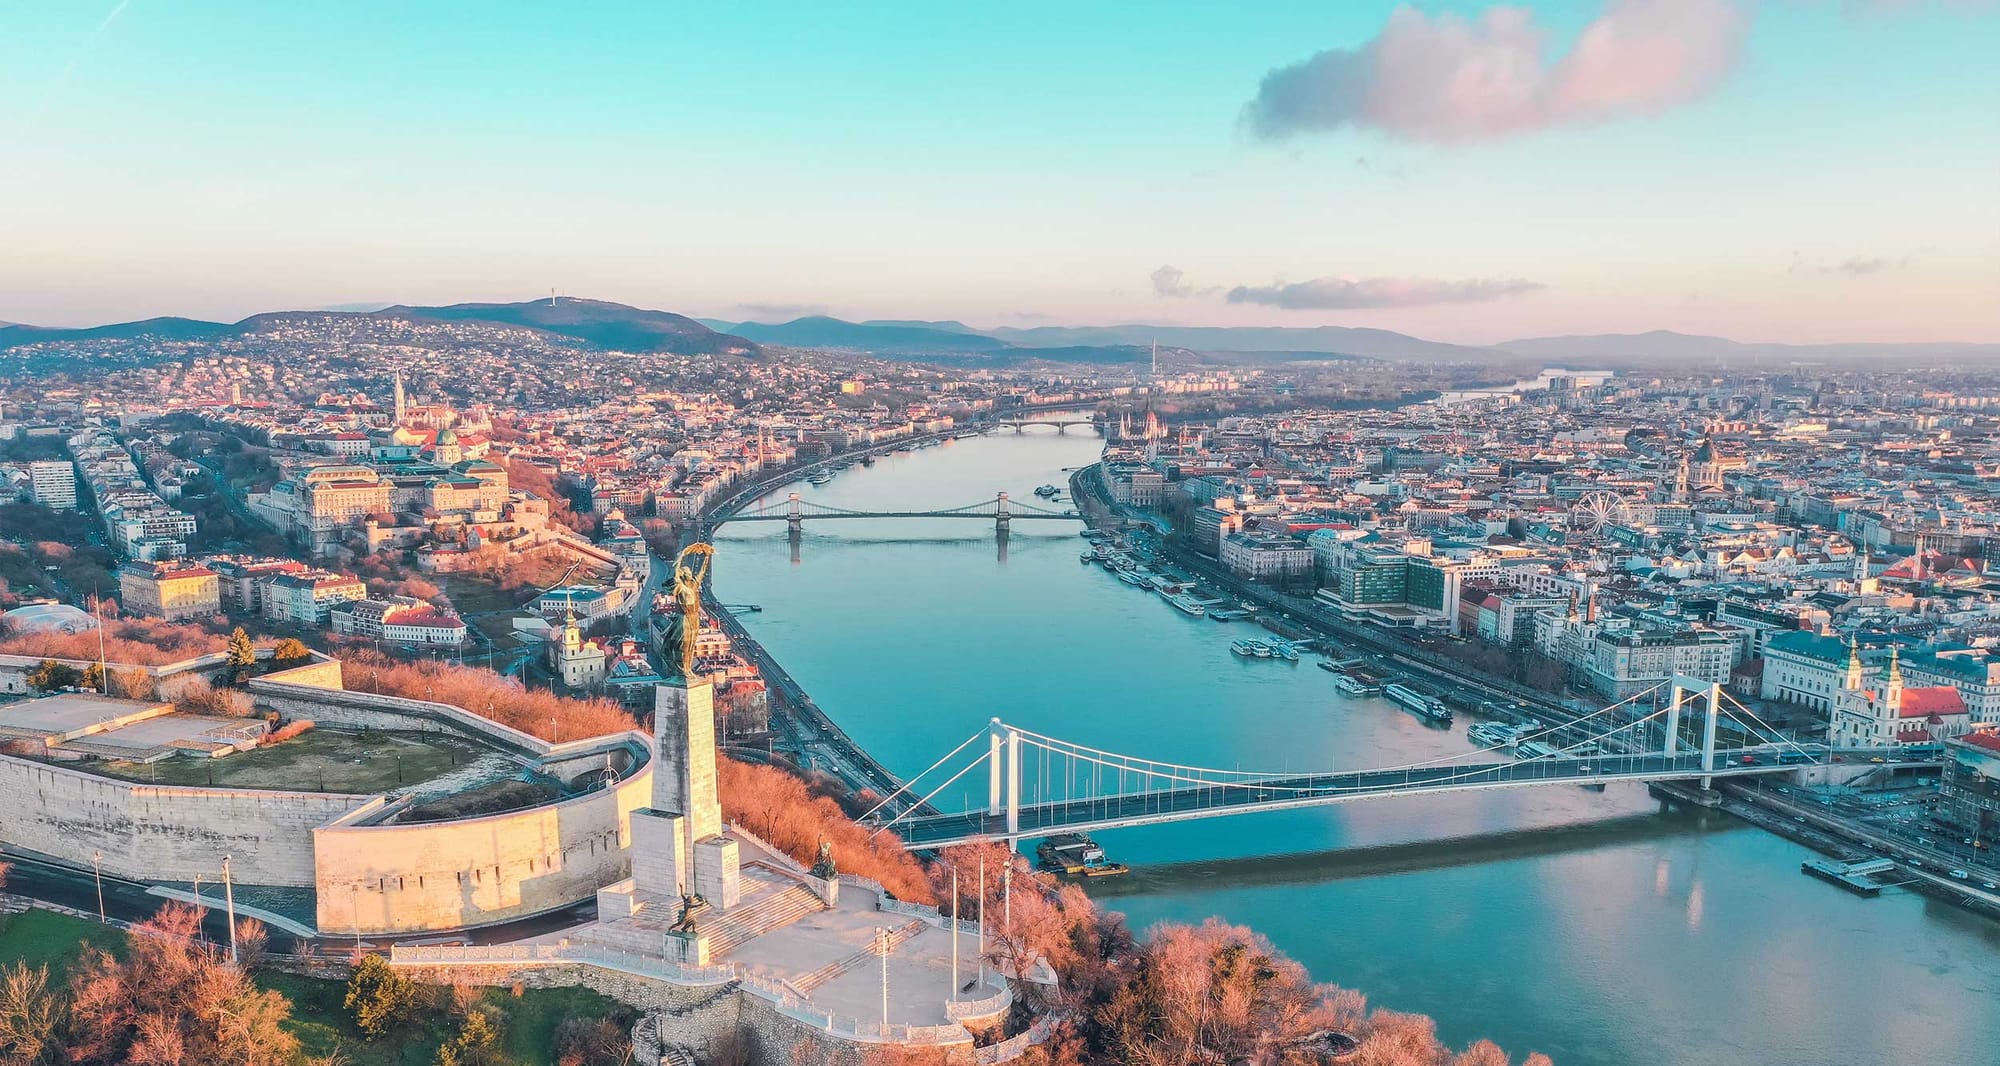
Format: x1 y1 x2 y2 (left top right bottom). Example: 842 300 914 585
643 679 738 910
630 808 690 898
693 836 741 910
654 681 722 843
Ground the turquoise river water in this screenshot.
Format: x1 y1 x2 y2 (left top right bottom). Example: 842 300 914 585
713 432 2000 1066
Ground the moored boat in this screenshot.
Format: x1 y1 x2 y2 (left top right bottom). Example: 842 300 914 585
1384 683 1452 723
1036 834 1129 878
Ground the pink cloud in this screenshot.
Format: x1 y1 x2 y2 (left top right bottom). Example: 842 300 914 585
1226 274 1544 310
1245 1 1752 143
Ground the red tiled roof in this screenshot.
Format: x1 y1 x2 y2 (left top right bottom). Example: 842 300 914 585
1963 731 2000 753
1899 686 1967 718
1896 727 1934 744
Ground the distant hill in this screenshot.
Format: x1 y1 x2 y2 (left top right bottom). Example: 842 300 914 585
1499 330 2000 364
987 323 1495 360
0 316 230 349
725 316 1012 354
1 299 757 358
859 319 984 335
385 299 758 356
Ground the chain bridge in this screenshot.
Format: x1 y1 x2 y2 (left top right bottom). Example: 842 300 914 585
716 491 1079 531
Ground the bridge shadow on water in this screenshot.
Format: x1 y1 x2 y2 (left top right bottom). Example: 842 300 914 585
1077 810 1744 899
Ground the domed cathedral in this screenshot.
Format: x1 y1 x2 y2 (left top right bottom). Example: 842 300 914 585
426 426 463 466
1688 436 1725 491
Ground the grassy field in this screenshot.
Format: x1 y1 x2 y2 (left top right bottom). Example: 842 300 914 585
0 909 631 1065
87 728 501 793
0 907 124 972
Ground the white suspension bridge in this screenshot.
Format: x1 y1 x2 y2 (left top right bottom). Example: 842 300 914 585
864 678 1885 850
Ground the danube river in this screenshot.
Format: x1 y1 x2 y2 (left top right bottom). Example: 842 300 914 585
713 432 2000 1066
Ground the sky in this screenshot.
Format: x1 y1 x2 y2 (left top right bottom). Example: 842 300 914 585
1 1 1996 344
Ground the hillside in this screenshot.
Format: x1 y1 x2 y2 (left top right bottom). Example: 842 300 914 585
387 298 759 356
0 300 759 358
0 316 231 349
988 323 1497 360
1499 330 2000 364
725 315 1012 353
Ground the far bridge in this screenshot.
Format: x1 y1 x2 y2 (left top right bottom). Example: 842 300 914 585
715 492 1080 533
985 417 1099 434
863 678 1900 849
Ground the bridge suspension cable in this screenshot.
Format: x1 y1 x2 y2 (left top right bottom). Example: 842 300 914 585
854 724 990 824
868 693 1691 840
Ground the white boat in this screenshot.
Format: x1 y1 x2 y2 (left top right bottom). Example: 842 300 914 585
1332 673 1376 696
1117 569 1148 587
806 471 835 486
1167 593 1207 616
1231 638 1271 658
1384 684 1452 723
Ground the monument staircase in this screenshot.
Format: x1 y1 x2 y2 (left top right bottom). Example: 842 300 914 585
701 883 829 958
792 918 929 994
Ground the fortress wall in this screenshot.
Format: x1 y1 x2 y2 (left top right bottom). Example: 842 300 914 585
0 651 233 696
0 755 371 885
313 758 654 935
249 675 552 757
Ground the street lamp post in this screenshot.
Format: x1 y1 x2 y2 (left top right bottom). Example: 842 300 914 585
92 850 105 922
877 926 890 1032
222 855 239 966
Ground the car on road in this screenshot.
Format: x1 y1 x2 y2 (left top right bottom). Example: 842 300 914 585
1949 869 1970 880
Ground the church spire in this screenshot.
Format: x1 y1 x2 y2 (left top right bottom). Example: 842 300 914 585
1886 645 1904 712
1845 636 1864 691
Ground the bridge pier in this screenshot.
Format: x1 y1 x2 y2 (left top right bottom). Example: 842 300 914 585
1005 727 1021 839
1665 676 1723 791
987 720 1003 818
995 491 1010 534
786 492 802 534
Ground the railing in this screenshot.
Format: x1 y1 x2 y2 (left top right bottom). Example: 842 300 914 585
977 1016 1060 1064
878 894 949 927
945 981 1012 1021
386 942 734 985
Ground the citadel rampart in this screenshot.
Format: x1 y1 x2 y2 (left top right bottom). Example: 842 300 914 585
0 655 655 935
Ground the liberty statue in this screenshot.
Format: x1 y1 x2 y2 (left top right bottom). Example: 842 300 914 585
658 543 714 681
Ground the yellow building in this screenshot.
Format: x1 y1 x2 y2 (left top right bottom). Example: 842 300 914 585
118 561 222 621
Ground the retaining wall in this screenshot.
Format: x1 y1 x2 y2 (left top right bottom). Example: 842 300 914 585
0 650 232 696
313 761 653 935
0 755 371 885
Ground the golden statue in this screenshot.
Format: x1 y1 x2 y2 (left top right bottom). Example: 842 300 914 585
660 543 714 681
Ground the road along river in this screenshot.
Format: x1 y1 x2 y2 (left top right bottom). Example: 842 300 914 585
712 431 2000 1066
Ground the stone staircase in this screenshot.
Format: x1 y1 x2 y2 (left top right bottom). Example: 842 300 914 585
792 919 929 994
701 883 827 959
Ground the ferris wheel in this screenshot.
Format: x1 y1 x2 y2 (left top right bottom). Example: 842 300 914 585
1570 491 1630 535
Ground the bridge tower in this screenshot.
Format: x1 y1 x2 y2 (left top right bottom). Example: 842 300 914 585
786 492 802 534
985 718 1021 839
995 491 1010 534
1663 675 1724 790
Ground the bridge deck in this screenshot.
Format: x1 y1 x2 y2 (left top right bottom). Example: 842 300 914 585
722 511 1079 522
890 750 1800 848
